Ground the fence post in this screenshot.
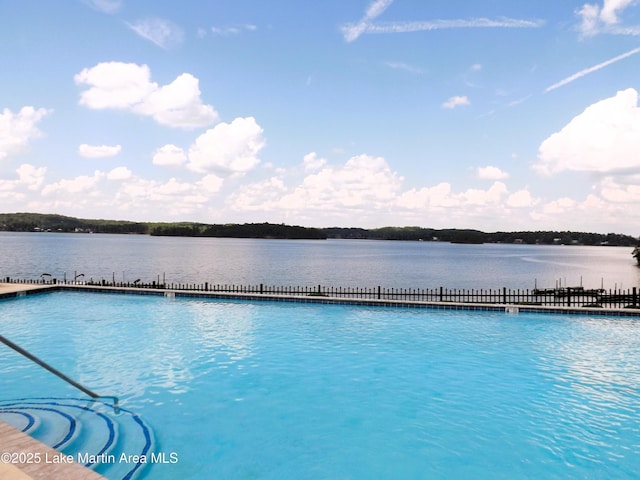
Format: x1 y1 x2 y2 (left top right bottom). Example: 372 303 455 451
502 287 506 304
567 288 571 307
634 287 637 308
377 286 381 300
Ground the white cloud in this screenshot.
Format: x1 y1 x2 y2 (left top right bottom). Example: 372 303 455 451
187 117 265 175
78 143 122 158
135 73 217 128
107 166 132 181
75 62 155 109
42 171 105 196
577 0 639 36
17 164 46 191
198 174 224 193
396 182 457 209
127 18 184 49
545 46 640 92
230 155 403 215
229 177 287 212
112 175 216 217
461 182 508 206
534 88 640 175
75 62 218 129
477 166 509 180
303 152 327 171
507 189 537 208
153 144 187 167
442 95 470 109
0 106 49 160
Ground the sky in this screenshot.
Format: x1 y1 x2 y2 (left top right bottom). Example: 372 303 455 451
1 0 640 235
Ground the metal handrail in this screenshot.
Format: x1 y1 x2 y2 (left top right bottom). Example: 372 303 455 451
0 334 119 410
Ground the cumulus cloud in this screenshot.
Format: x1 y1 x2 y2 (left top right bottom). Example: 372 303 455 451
395 182 457 209
577 0 639 36
477 165 509 180
42 171 105 196
222 153 548 228
78 143 122 158
394 181 538 220
198 174 224 193
17 164 46 190
229 154 403 215
127 18 184 49
0 106 49 160
112 175 214 217
75 62 218 129
107 166 132 181
507 189 537 208
187 117 265 175
303 152 327 171
285 154 402 209
534 88 640 175
153 144 187 167
442 95 470 109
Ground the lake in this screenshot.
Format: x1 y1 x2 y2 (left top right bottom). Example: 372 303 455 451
0 232 638 290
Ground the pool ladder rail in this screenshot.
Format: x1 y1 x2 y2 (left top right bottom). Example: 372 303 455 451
0 334 119 410
0 334 157 479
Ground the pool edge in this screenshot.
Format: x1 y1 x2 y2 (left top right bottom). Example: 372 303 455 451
3 283 637 317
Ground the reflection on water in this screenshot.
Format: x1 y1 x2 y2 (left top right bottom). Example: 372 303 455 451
1 232 639 289
186 300 255 363
543 317 640 399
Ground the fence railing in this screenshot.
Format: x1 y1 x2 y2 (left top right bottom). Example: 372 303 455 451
3 277 639 309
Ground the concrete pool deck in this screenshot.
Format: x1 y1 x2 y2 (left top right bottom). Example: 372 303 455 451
0 422 106 479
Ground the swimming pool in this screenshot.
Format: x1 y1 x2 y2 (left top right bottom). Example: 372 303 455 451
1 291 639 479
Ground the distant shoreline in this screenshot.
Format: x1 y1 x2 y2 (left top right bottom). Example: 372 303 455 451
0 212 638 246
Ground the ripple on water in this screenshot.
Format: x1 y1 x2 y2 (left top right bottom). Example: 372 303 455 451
1 293 640 479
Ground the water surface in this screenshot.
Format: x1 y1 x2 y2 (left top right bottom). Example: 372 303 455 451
0 232 638 289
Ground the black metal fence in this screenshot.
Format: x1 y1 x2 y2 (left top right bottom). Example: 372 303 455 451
4 277 639 309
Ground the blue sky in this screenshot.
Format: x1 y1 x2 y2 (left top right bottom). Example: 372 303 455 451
2 0 640 234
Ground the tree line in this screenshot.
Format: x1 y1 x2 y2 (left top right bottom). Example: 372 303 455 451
0 213 637 245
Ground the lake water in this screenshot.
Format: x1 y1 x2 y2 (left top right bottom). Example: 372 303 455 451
0 232 639 290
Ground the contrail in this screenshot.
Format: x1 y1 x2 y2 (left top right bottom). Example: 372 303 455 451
546 46 640 92
342 0 394 42
365 17 545 34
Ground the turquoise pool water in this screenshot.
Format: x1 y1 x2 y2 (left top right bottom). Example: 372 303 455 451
1 292 639 479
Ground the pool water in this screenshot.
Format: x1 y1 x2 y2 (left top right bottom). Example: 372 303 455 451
1 292 639 479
